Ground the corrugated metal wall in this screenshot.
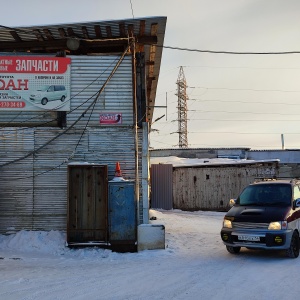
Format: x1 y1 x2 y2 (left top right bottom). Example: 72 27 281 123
150 164 173 210
173 163 278 211
0 54 143 234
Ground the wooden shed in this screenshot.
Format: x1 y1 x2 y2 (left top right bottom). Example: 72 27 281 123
150 157 279 211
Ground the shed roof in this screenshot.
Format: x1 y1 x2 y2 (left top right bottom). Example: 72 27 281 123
150 156 279 168
0 16 167 122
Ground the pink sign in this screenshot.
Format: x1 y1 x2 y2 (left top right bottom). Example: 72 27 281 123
100 113 122 125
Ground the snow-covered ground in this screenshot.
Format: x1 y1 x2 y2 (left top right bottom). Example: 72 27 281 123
1 209 300 300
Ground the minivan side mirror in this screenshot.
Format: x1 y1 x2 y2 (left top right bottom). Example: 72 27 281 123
293 198 300 210
229 199 236 207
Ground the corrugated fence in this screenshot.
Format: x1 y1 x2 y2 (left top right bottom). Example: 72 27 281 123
0 55 143 233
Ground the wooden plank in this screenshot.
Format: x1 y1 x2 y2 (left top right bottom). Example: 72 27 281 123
33 29 45 41
128 24 134 37
9 31 22 42
67 27 76 37
106 26 112 38
94 25 102 38
81 26 89 39
119 22 126 37
58 28 67 38
43 29 54 40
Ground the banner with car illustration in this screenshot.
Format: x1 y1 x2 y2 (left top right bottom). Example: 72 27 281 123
0 56 71 111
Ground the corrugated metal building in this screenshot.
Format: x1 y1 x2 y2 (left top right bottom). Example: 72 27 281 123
150 158 279 211
0 17 167 234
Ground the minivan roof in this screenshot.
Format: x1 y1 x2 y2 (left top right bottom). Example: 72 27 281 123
253 179 297 185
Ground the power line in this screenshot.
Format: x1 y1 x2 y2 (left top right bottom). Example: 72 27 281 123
188 131 300 135
0 55 122 137
0 45 130 169
189 98 300 106
184 65 300 70
189 118 300 122
188 109 300 116
130 0 134 18
189 86 300 93
162 45 300 55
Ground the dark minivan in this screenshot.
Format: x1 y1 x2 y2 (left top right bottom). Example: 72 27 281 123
220 179 300 258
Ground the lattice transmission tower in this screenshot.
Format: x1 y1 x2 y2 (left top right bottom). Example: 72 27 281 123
176 66 188 148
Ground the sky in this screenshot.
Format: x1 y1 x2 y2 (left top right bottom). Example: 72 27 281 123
2 0 300 150
1 209 300 299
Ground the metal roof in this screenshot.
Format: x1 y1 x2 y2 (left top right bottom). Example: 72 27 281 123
151 147 251 151
0 16 167 122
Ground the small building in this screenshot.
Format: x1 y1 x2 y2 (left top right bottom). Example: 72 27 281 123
150 157 279 211
0 17 167 237
151 147 300 178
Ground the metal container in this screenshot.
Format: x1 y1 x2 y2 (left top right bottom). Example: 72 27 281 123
67 163 108 246
108 180 137 252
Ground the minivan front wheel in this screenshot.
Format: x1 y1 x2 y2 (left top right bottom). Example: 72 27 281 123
41 98 48 105
286 231 300 258
226 245 241 254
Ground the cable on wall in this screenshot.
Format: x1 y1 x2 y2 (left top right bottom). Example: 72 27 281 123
0 44 130 169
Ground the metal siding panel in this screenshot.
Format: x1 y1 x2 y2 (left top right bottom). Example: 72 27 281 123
0 53 142 233
69 55 133 127
150 164 173 210
31 129 70 231
0 128 34 233
0 55 133 127
86 127 136 180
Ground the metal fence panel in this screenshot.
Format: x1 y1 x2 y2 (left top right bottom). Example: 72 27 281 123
150 164 173 210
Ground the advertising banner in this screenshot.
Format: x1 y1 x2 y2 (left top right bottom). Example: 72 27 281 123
0 56 71 111
99 113 122 125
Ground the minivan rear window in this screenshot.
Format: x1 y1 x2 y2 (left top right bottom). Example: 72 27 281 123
236 183 292 207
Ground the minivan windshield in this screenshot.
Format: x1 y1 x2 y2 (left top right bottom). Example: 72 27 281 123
236 183 292 207
37 85 50 91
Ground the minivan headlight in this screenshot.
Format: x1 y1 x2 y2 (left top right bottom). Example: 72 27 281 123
223 219 232 229
268 221 287 230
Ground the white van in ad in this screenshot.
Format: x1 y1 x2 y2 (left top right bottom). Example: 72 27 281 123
30 85 67 105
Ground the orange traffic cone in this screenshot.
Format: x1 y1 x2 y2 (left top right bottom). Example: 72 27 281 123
115 162 122 177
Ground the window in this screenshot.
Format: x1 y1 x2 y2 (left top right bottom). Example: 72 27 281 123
293 185 300 200
237 183 292 206
48 85 54 92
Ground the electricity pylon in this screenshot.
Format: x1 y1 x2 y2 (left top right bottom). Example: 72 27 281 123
176 66 188 148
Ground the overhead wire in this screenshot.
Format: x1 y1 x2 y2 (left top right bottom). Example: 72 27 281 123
188 86 300 93
18 91 101 181
130 0 134 18
161 45 300 55
2 29 300 149
188 109 300 116
152 45 300 148
189 118 300 122
189 98 300 106
0 45 130 170
0 55 122 133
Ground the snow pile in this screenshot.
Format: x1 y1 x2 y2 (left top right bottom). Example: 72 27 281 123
0 230 66 255
0 209 169 260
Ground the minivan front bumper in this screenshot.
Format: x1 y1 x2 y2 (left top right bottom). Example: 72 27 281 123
221 228 293 250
